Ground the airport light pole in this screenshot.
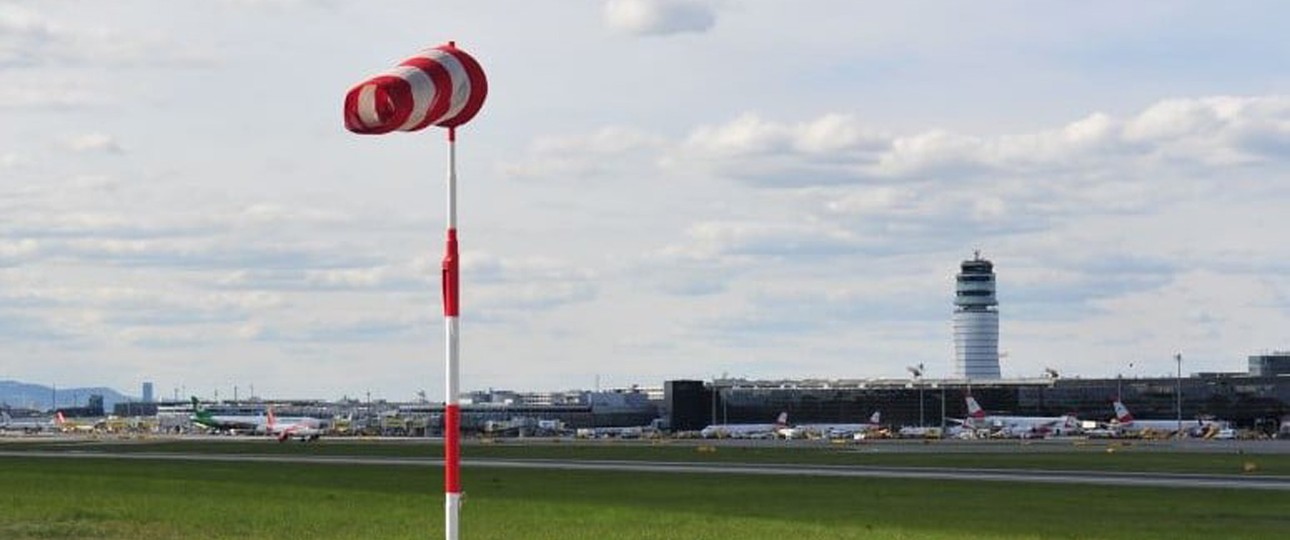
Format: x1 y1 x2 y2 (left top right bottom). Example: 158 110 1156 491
939 385 946 431
710 381 717 426
1175 353 1183 438
908 364 925 427
722 387 728 425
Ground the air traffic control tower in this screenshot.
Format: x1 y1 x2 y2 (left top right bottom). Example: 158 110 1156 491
953 251 1001 379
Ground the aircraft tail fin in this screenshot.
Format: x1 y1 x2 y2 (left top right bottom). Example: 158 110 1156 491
1 410 10 423
55 411 66 425
267 407 277 429
869 411 881 424
965 396 986 419
775 411 789 427
1112 400 1134 424
188 398 215 425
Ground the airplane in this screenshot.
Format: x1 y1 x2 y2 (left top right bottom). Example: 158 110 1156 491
957 395 1081 438
0 411 56 433
189 397 269 433
53 411 103 433
1108 399 1224 438
266 408 322 442
699 412 789 439
189 397 322 441
578 426 648 439
777 411 883 439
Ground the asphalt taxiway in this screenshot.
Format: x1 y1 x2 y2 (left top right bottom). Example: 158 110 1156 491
3 449 1288 491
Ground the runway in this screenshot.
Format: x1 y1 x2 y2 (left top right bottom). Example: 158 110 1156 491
4 450 1289 491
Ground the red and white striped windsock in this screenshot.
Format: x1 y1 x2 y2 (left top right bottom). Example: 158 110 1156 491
344 42 487 134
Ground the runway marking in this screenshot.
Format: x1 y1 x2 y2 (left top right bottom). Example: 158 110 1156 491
3 450 1289 491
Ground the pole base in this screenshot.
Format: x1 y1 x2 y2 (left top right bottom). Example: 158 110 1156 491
445 492 461 540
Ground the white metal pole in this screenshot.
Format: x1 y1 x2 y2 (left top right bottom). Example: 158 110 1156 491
1175 353 1182 438
443 127 462 540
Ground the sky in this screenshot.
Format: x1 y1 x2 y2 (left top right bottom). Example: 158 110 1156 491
2 0 1289 401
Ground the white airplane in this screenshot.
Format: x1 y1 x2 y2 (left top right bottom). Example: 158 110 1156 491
0 411 56 433
190 398 322 441
960 395 1081 438
700 412 789 439
266 408 322 442
1109 400 1224 438
53 411 100 433
189 397 270 433
778 411 883 439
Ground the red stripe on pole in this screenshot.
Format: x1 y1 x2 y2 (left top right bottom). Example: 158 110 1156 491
442 229 459 317
444 403 461 493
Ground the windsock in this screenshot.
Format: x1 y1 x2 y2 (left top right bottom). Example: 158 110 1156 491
343 42 487 134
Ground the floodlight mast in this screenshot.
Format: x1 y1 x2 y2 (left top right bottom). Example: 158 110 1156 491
443 126 462 540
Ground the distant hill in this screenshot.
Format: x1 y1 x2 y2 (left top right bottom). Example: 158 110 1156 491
0 380 135 412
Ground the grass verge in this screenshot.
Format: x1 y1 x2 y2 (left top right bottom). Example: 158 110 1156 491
2 456 1289 539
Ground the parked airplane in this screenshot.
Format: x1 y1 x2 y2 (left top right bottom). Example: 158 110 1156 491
189 397 322 441
777 411 883 439
189 397 269 433
54 411 100 433
699 412 789 439
959 395 1081 438
578 426 648 439
266 408 322 442
0 411 56 433
1109 399 1224 438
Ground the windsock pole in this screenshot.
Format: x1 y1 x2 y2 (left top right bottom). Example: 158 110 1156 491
442 126 462 540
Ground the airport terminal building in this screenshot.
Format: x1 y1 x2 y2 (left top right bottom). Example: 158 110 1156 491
664 354 1290 434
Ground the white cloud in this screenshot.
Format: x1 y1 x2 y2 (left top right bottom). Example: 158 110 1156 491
1 152 23 169
666 220 863 261
6 2 1290 397
215 0 334 7
0 78 105 108
0 280 290 349
0 238 40 266
502 127 666 181
63 133 123 153
672 95 1290 189
464 252 600 313
0 285 284 315
604 0 716 36
234 204 353 227
0 5 56 66
0 4 211 68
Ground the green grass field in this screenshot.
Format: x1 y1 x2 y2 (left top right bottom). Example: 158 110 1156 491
5 437 1289 476
2 453 1289 539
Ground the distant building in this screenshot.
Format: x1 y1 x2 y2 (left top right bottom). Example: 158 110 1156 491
114 402 159 417
142 382 154 403
665 375 1290 434
59 393 105 417
664 380 711 432
1249 353 1290 377
953 251 1001 379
